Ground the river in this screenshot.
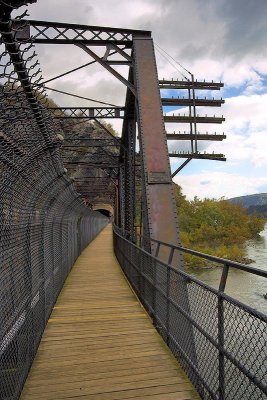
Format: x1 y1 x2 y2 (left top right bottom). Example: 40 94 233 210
187 225 267 314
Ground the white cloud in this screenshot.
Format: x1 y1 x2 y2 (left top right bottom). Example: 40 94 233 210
207 93 267 167
174 172 267 200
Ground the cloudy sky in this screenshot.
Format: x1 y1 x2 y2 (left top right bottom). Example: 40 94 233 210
15 0 267 200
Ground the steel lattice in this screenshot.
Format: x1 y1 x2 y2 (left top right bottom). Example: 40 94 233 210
0 9 108 400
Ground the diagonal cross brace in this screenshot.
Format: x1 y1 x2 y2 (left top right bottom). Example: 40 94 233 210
75 43 136 96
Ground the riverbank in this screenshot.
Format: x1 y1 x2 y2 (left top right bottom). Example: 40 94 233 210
184 248 254 270
187 224 267 313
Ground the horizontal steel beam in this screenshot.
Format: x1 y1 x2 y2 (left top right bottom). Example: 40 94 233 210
80 190 114 194
49 107 124 119
79 195 115 198
65 164 120 168
64 138 121 141
62 155 120 161
166 133 226 141
161 98 224 107
76 187 115 191
13 19 151 46
164 115 225 124
159 80 224 90
75 183 114 186
169 153 226 161
62 144 120 148
73 176 116 183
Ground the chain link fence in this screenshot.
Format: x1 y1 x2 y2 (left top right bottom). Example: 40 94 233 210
113 227 267 400
0 7 108 399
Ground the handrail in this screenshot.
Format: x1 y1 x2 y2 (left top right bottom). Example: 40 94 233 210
114 225 267 293
150 236 267 277
113 226 267 320
113 226 267 399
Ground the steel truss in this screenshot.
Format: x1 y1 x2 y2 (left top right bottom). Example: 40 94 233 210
49 107 124 119
8 15 226 260
10 17 183 259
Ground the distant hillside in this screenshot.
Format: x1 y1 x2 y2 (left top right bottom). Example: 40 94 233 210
228 193 267 216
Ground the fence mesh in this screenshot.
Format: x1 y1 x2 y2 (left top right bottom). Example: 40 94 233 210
114 228 267 400
0 10 108 400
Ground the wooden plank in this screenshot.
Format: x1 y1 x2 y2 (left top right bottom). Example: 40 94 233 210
20 225 199 400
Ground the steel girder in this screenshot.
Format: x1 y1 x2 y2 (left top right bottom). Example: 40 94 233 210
10 17 183 263
50 107 124 119
13 19 150 46
132 36 182 263
118 66 136 238
10 17 225 266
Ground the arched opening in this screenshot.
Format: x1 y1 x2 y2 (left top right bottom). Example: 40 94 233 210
92 203 114 218
97 209 110 217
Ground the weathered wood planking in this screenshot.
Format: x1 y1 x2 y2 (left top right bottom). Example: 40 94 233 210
21 224 199 400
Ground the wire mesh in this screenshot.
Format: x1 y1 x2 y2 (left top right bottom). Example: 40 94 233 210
113 227 267 400
0 9 108 399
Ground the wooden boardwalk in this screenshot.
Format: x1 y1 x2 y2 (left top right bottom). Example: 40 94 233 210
21 224 199 400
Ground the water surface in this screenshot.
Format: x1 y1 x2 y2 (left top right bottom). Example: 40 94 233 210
187 225 267 314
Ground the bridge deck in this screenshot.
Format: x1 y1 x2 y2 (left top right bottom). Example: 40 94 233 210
21 225 199 400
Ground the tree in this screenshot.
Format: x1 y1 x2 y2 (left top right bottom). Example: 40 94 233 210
172 183 265 266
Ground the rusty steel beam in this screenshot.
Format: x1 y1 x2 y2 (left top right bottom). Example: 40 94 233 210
164 115 225 124
161 98 225 107
169 153 226 161
133 35 182 265
64 164 120 168
118 65 136 236
64 138 121 141
166 133 226 141
73 177 113 180
62 144 120 148
171 158 192 177
159 79 224 90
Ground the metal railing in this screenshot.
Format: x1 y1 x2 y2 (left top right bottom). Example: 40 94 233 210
113 226 267 400
139 232 267 292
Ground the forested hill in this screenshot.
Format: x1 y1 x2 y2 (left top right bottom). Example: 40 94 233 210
228 193 267 216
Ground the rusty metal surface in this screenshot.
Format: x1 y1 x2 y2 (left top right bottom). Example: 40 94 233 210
161 98 224 107
133 36 182 265
167 133 226 141
164 115 225 123
159 79 224 90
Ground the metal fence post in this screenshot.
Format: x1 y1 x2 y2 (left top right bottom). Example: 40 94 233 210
218 263 228 399
166 248 174 346
152 242 161 320
218 293 225 400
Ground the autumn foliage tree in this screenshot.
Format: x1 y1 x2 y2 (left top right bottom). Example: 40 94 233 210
173 183 265 267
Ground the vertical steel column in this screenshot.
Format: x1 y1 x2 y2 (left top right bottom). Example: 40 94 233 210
124 118 136 238
133 35 182 265
118 165 125 230
120 67 136 239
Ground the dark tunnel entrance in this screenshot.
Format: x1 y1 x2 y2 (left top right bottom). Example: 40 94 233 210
97 209 110 217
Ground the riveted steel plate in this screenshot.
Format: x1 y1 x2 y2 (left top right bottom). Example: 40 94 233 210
147 171 171 184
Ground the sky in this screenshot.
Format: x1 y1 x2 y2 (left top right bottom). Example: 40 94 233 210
14 0 267 200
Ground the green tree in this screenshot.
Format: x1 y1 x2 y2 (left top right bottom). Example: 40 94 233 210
172 183 265 267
